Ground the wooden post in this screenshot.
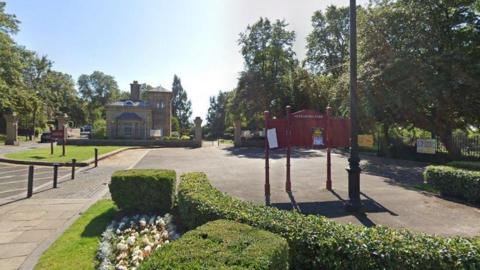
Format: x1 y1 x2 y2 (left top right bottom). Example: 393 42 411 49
71 159 76 180
49 126 54 155
326 107 332 191
286 106 292 192
27 165 34 198
53 164 59 188
62 132 66 156
264 111 270 206
94 148 98 167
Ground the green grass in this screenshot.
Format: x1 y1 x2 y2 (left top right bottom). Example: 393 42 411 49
414 183 440 194
35 200 118 270
219 139 234 144
5 145 123 163
0 134 33 143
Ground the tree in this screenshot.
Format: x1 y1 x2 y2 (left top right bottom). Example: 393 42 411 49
305 6 350 77
357 0 480 157
171 75 192 133
206 91 229 138
78 71 120 123
234 18 297 128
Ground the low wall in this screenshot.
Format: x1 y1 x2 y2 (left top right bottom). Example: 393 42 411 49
66 139 200 148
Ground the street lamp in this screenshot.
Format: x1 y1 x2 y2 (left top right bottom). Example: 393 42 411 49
346 0 362 212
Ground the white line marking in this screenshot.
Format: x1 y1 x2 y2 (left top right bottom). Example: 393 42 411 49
0 175 14 179
0 188 24 195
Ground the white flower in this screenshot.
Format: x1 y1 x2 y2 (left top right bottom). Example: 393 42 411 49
139 219 147 227
144 245 152 254
127 236 136 246
116 242 128 251
165 240 170 244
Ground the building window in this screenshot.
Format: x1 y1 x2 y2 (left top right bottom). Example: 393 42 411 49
124 123 133 137
157 101 165 110
159 128 163 137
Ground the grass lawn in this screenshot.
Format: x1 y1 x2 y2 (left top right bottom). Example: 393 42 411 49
5 145 123 163
0 134 33 143
35 200 118 270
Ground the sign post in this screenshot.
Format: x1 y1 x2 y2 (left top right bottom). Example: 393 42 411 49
264 111 271 205
326 107 332 191
286 106 292 193
51 129 66 156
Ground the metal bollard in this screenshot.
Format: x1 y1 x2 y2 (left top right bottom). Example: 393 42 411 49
94 148 98 167
53 164 59 188
71 159 76 180
27 165 34 198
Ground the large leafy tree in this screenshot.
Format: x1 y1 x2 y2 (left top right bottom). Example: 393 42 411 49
206 91 229 138
234 18 297 128
305 6 350 77
171 75 192 133
78 71 120 123
358 0 480 156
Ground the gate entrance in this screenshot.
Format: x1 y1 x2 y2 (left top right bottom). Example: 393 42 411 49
264 106 350 204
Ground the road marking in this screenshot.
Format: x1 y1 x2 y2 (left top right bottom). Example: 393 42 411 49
0 188 25 195
0 168 28 175
0 175 14 179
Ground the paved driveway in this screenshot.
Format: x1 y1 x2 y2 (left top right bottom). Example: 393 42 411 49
135 145 480 237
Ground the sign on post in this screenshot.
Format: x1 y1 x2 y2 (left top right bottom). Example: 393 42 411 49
267 128 278 149
358 135 374 148
312 128 324 146
417 139 437 154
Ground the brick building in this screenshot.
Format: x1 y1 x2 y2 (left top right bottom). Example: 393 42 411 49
106 80 172 139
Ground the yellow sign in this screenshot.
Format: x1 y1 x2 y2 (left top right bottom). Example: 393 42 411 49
312 128 324 146
358 135 374 148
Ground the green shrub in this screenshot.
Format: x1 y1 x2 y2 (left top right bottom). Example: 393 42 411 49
424 165 480 204
448 161 480 171
92 119 107 139
178 172 480 270
109 169 176 213
140 220 289 270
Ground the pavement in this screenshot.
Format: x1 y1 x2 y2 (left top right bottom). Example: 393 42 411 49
0 143 479 269
0 148 150 270
0 164 70 200
135 144 480 237
0 141 49 156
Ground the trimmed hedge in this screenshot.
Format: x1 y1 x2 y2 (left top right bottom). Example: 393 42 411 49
140 220 289 270
424 165 480 204
448 161 480 171
109 169 176 213
178 172 480 270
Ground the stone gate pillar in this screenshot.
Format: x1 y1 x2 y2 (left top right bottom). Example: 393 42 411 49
4 111 19 145
56 113 69 143
234 119 241 147
194 117 203 147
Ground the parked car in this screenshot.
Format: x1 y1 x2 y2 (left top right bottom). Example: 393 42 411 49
40 132 57 143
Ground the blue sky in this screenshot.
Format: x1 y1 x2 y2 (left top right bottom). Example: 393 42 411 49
6 0 369 119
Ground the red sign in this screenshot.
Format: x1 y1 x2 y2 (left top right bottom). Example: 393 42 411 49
265 109 350 149
51 129 64 139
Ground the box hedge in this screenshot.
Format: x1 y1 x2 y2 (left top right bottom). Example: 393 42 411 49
140 219 289 270
424 165 480 204
447 161 480 171
109 169 176 213
178 172 480 270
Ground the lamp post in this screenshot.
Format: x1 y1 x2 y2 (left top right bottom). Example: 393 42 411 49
346 0 362 212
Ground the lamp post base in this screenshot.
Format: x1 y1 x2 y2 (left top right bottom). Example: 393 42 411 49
346 165 362 212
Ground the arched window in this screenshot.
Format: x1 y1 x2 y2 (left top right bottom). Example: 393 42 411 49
125 100 134 106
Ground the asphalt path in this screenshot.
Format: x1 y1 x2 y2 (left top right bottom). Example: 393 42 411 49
0 163 70 199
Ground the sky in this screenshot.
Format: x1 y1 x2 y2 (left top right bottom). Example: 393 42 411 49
5 0 369 120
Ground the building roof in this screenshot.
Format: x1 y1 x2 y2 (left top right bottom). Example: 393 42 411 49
147 85 171 92
115 112 144 121
108 100 149 107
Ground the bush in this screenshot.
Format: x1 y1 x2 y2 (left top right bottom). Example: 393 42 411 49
448 161 480 171
109 169 176 213
140 220 289 270
178 172 480 270
424 165 480 204
92 119 107 139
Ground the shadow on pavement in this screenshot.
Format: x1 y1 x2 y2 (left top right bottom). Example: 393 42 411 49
271 190 398 228
224 147 324 159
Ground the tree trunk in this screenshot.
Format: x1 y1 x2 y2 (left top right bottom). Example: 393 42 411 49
438 129 461 159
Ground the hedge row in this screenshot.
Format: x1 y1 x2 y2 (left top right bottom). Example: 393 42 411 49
424 165 480 204
109 169 176 213
140 219 289 270
448 161 480 171
178 172 480 270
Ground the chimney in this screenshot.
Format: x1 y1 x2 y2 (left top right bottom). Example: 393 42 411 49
130 80 140 100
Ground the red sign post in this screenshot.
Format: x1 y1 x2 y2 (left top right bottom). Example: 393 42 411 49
264 106 350 204
50 128 66 156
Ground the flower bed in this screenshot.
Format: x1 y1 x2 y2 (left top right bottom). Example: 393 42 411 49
97 214 179 270
178 172 480 270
